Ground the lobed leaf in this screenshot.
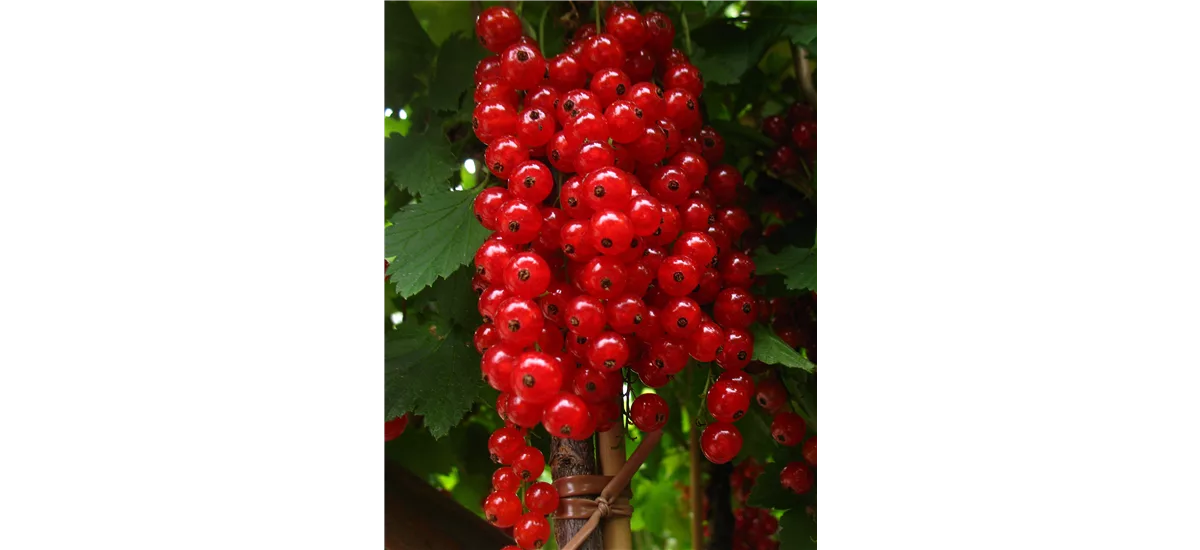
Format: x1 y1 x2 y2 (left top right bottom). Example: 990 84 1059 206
385 186 490 298
751 323 816 372
385 316 483 438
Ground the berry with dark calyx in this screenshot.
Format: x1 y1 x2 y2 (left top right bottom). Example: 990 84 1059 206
542 392 595 440
584 331 630 371
656 255 699 297
538 280 574 326
679 198 716 232
630 393 670 432
648 337 688 375
644 11 676 54
488 426 525 464
630 125 669 164
668 151 709 192
770 411 806 446
655 117 681 157
496 297 544 348
385 414 409 441
556 88 602 126
573 367 620 403
713 287 757 330
497 199 543 244
511 446 546 480
506 393 546 428
565 294 606 337
663 63 704 100
673 231 719 269
589 209 635 256
547 53 588 91
568 108 610 143
501 42 547 91
483 490 523 527
485 135 529 182
706 164 743 205
589 68 632 107
526 86 560 115
511 351 564 404
715 327 753 371
779 461 813 494
716 206 752 241
627 82 665 121
475 6 523 54
606 294 648 334
503 251 551 299
482 343 520 392
698 126 726 164
605 8 648 50
560 218 597 262
516 109 555 149
548 130 581 173
700 422 743 464
525 482 560 515
649 165 693 205
514 512 551 549
706 378 751 423
604 100 646 144
692 268 722 305
473 187 510 231
475 78 520 107
687 320 724 362
754 377 788 413
803 436 817 466
583 167 633 211
661 296 702 339
580 255 627 299
474 235 518 284
473 99 519 145
718 251 755 288
474 323 501 353
634 355 672 388
493 467 522 492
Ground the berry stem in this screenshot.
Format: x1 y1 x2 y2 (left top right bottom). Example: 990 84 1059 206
595 0 602 33
680 6 693 56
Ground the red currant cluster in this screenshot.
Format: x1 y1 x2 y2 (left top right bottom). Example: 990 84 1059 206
729 458 781 550
755 375 817 494
762 102 818 176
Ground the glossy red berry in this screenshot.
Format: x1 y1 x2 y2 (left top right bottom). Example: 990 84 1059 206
514 512 551 549
628 194 663 236
560 176 592 219
475 6 523 54
580 255 627 299
706 378 751 423
507 162 552 204
547 53 588 91
692 268 721 305
655 117 681 157
648 337 688 375
512 446 546 480
473 98 519 145
482 343 520 392
575 141 615 174
770 411 806 446
496 297 544 348
492 467 522 492
585 331 630 371
630 393 669 432
473 187 511 230
548 131 581 173
662 297 701 339
516 109 555 149
627 82 664 121
486 136 529 182
556 89 602 126
780 461 813 494
648 204 681 245
669 152 709 191
488 426 525 464
715 327 753 371
589 209 635 255
568 108 609 143
792 121 817 149
643 11 675 54
475 55 503 83
680 199 716 232
483 490 523 527
565 294 606 337
623 48 655 82
503 251 550 299
501 42 547 90
718 252 755 288
476 78 520 107
511 351 563 403
713 287 756 330
634 356 672 388
560 219 596 262
663 63 704 100
767 145 800 174
583 167 632 211
700 422 743 464
687 320 723 362
506 393 545 428
755 377 788 413
762 115 790 143
630 125 669 164
385 414 408 441
497 199 543 244
606 294 647 334
673 231 719 269
604 100 645 144
542 392 595 440
655 256 697 297
706 164 743 205
716 206 752 240
649 165 692 205
803 436 817 466
698 126 726 165
525 482 559 515
583 34 626 73
573 367 620 403
589 68 631 107
475 323 502 353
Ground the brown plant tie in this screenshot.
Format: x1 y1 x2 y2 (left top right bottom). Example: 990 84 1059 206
554 429 663 550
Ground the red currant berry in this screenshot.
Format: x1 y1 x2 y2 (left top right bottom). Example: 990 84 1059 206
537 324 565 354
643 11 675 54
705 224 732 254
602 295 643 335
630 393 669 432
585 331 630 371
779 461 813 494
493 467 522 493
538 281 573 326
511 351 563 403
503 251 551 299
788 102 817 124
700 422 743 464
767 145 799 174
679 135 702 156
506 392 546 428
627 82 664 121
582 34 626 73
556 89 602 126
475 55 504 83
762 115 789 143
568 108 610 143
516 109 555 149
605 8 648 50
687 320 724 362
802 436 817 466
384 414 408 441
483 490 523 527
648 337 688 375
475 6 523 54
718 252 755 288
706 164 743 205
507 162 551 204
715 327 753 371
716 206 752 240
648 166 692 205
573 367 620 403
580 255 627 299
476 78 520 107
660 47 689 69
524 482 559 515
560 219 597 261
669 152 709 191
692 268 721 305
500 42 547 91
497 199 544 244
560 176 593 219
611 142 636 172
514 512 551 549
526 86 560 115
473 187 511 230
647 204 681 246
548 131 581 173
478 287 511 325
706 378 751 423
673 231 719 269
713 288 756 330
680 199 716 232
511 446 546 480
482 342 519 392
485 136 529 182
634 355 672 388
589 68 632 107
633 307 665 342
662 297 701 338
589 209 635 255
488 426 525 464
473 98 519 145
623 48 655 82
770 411 806 446
575 140 615 174
583 167 632 211
663 63 704 100
496 297 545 348
655 117 681 156
565 294 606 337
475 323 502 353
662 254 700 296
755 377 788 413
547 53 588 91
628 194 663 236
604 100 645 144
792 121 817 149
630 125 669 164
542 392 595 440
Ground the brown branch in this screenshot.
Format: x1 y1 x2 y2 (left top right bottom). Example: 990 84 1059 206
552 437 603 550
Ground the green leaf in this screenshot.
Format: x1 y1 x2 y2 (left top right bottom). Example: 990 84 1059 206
689 23 751 85
778 507 818 549
755 246 817 292
385 2 435 109
409 265 482 329
428 33 488 112
411 1 474 46
385 316 483 438
709 119 778 150
747 459 807 510
385 130 459 197
784 23 817 47
751 324 815 372
385 187 490 298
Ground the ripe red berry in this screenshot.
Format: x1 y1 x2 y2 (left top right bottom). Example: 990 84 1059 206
662 296 701 339
649 165 692 205
718 252 755 288
501 42 547 91
655 117 681 157
633 306 665 342
713 288 756 330
560 219 596 262
514 512 551 549
580 255 627 299
507 162 552 203
624 48 655 82
803 436 817 466
565 294 606 337
582 34 626 73
706 378 751 423
568 108 610 143
754 377 788 412
482 343 520 392
485 136 529 182
628 194 663 236
792 121 817 149
573 367 620 403
627 82 664 121
506 392 546 428
547 53 588 91
692 268 721 305
668 152 709 191
589 68 631 107
679 199 716 232
779 461 813 494
647 204 681 245
761 115 789 143
473 187 511 231
604 100 646 144
660 47 689 69
663 63 704 100
629 125 669 164
493 467 522 492
483 490 523 527
648 337 688 375
488 426 525 464
475 323 502 353
585 331 630 371
700 422 743 464
634 355 672 388
575 141 615 174
512 446 546 480
497 199 544 244
542 392 595 440
475 55 504 84
496 297 545 348
556 89 602 126
385 414 409 441
697 126 726 165
687 320 724 362
589 209 635 255
715 327 753 371
673 231 719 269
767 145 800 174
473 99 519 145
516 109 555 149
716 206 752 240
548 130 581 173
511 351 563 403
643 11 675 54
606 294 647 334
770 411 806 446
630 393 669 432
706 164 743 205
655 255 698 297
503 251 551 299
476 78 520 107
525 482 560 515
475 6 523 54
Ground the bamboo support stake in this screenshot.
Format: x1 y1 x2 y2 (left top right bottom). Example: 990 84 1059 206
598 424 631 550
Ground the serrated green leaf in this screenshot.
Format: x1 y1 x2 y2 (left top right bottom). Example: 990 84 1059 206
409 265 482 329
385 317 483 438
428 33 487 112
751 324 815 372
385 130 458 197
778 507 818 549
411 1 474 46
689 23 751 85
755 246 817 292
385 187 490 298
385 2 435 109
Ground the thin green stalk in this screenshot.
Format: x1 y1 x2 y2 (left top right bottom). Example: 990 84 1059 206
680 7 692 55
